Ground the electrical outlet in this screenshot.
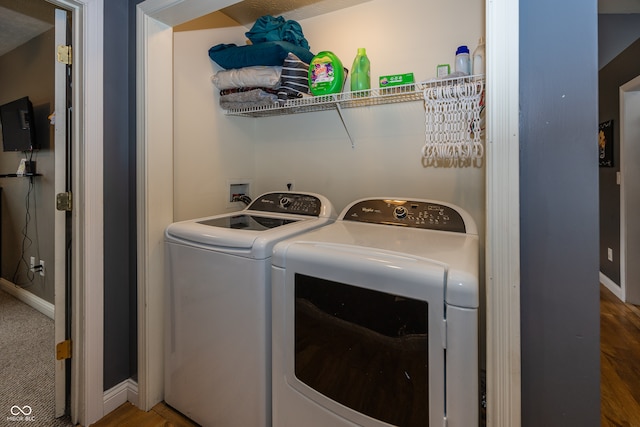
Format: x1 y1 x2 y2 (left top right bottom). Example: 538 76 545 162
607 248 613 262
39 260 45 277
30 257 36 271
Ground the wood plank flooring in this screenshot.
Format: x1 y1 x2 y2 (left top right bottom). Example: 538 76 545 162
88 402 198 427
601 284 640 427
88 284 640 427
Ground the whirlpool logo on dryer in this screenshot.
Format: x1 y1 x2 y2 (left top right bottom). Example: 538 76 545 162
7 405 35 422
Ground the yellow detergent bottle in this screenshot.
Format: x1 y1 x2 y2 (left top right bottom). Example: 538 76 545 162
308 51 345 96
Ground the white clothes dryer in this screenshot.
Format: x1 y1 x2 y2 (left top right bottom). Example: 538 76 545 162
165 192 337 427
271 197 479 427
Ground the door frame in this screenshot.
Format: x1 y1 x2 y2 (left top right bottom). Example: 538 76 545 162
136 2 521 427
619 74 640 304
47 0 104 425
53 6 69 417
485 0 521 425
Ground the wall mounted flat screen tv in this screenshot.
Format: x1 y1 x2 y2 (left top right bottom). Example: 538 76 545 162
0 96 38 152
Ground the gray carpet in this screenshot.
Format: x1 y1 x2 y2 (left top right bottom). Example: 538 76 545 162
0 289 72 426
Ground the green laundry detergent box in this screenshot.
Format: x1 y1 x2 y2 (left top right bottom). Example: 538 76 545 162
379 72 415 94
379 72 415 88
308 51 345 96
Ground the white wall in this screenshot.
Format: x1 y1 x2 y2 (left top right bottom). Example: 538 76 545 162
173 26 257 220
174 0 485 228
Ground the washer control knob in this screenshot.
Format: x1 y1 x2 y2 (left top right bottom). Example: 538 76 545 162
280 197 292 208
393 206 408 219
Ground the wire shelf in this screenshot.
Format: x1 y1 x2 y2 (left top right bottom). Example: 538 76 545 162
224 75 485 118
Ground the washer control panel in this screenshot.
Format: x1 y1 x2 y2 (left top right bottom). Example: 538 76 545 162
343 199 466 233
247 192 322 216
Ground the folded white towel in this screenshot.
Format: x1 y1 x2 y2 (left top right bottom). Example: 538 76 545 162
211 66 282 90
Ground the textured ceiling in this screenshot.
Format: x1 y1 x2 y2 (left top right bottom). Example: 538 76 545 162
0 1 54 57
599 0 640 13
220 0 372 27
174 0 373 32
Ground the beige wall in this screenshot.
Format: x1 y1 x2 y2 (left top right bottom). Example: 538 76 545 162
173 24 258 220
173 0 485 226
0 27 56 303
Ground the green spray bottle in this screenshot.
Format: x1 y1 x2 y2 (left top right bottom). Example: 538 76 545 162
350 48 370 93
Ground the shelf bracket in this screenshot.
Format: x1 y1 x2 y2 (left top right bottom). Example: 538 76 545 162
335 103 355 148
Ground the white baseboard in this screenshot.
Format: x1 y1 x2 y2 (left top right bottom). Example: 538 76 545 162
0 278 54 319
103 378 139 415
600 272 624 301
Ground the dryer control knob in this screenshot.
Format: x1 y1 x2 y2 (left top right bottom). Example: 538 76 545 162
393 206 408 219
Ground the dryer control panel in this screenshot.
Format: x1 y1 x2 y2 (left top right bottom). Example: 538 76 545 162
343 199 466 233
247 192 322 216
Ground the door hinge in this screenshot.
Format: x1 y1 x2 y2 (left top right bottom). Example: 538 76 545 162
56 192 72 211
57 45 72 65
56 339 72 360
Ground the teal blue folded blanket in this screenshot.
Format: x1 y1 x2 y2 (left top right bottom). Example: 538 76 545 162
208 41 315 69
245 15 310 50
208 15 314 70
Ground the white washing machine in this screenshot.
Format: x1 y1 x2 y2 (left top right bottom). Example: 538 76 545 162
271 197 479 427
165 192 337 427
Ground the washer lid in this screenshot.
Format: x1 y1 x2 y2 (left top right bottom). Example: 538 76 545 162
165 191 338 252
166 214 308 249
197 214 299 231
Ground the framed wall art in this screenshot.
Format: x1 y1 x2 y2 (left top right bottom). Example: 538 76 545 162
599 120 614 167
